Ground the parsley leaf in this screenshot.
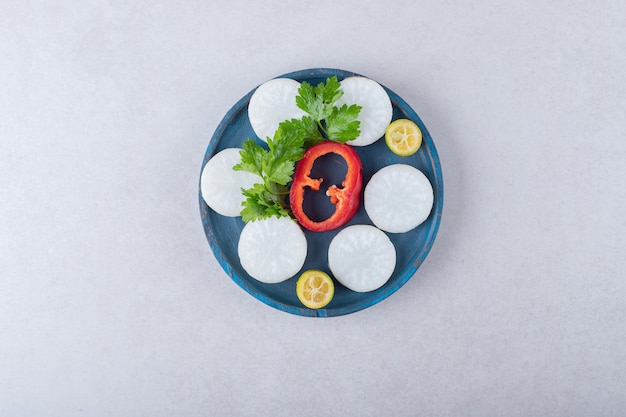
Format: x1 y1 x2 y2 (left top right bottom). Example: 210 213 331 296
295 82 323 120
317 75 343 110
276 116 324 148
235 136 265 176
266 126 305 184
240 183 291 223
296 76 343 123
325 103 362 143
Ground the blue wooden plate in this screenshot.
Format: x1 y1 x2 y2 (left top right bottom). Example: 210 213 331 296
199 68 443 317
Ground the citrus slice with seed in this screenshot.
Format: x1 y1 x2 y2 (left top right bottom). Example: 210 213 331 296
385 119 422 156
296 270 334 309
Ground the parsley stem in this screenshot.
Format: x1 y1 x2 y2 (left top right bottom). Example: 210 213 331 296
317 120 328 138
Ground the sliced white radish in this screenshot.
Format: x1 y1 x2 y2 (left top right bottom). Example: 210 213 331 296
248 78 306 142
335 76 393 147
328 225 396 292
238 216 307 284
200 148 259 217
364 164 434 233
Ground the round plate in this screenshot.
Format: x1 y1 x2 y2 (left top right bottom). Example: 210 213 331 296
199 68 443 317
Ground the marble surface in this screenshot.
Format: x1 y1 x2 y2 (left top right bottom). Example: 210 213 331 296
2 1 625 416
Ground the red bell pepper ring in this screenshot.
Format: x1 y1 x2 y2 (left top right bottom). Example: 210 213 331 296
290 140 363 232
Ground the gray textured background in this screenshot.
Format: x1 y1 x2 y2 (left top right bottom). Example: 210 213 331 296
2 1 625 416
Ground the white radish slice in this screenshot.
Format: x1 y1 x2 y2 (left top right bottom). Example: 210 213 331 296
200 148 259 217
238 216 307 284
248 78 306 142
335 76 393 147
364 164 434 233
328 225 396 292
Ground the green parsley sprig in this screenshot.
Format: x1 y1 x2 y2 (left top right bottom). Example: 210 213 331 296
296 76 361 143
234 76 362 222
